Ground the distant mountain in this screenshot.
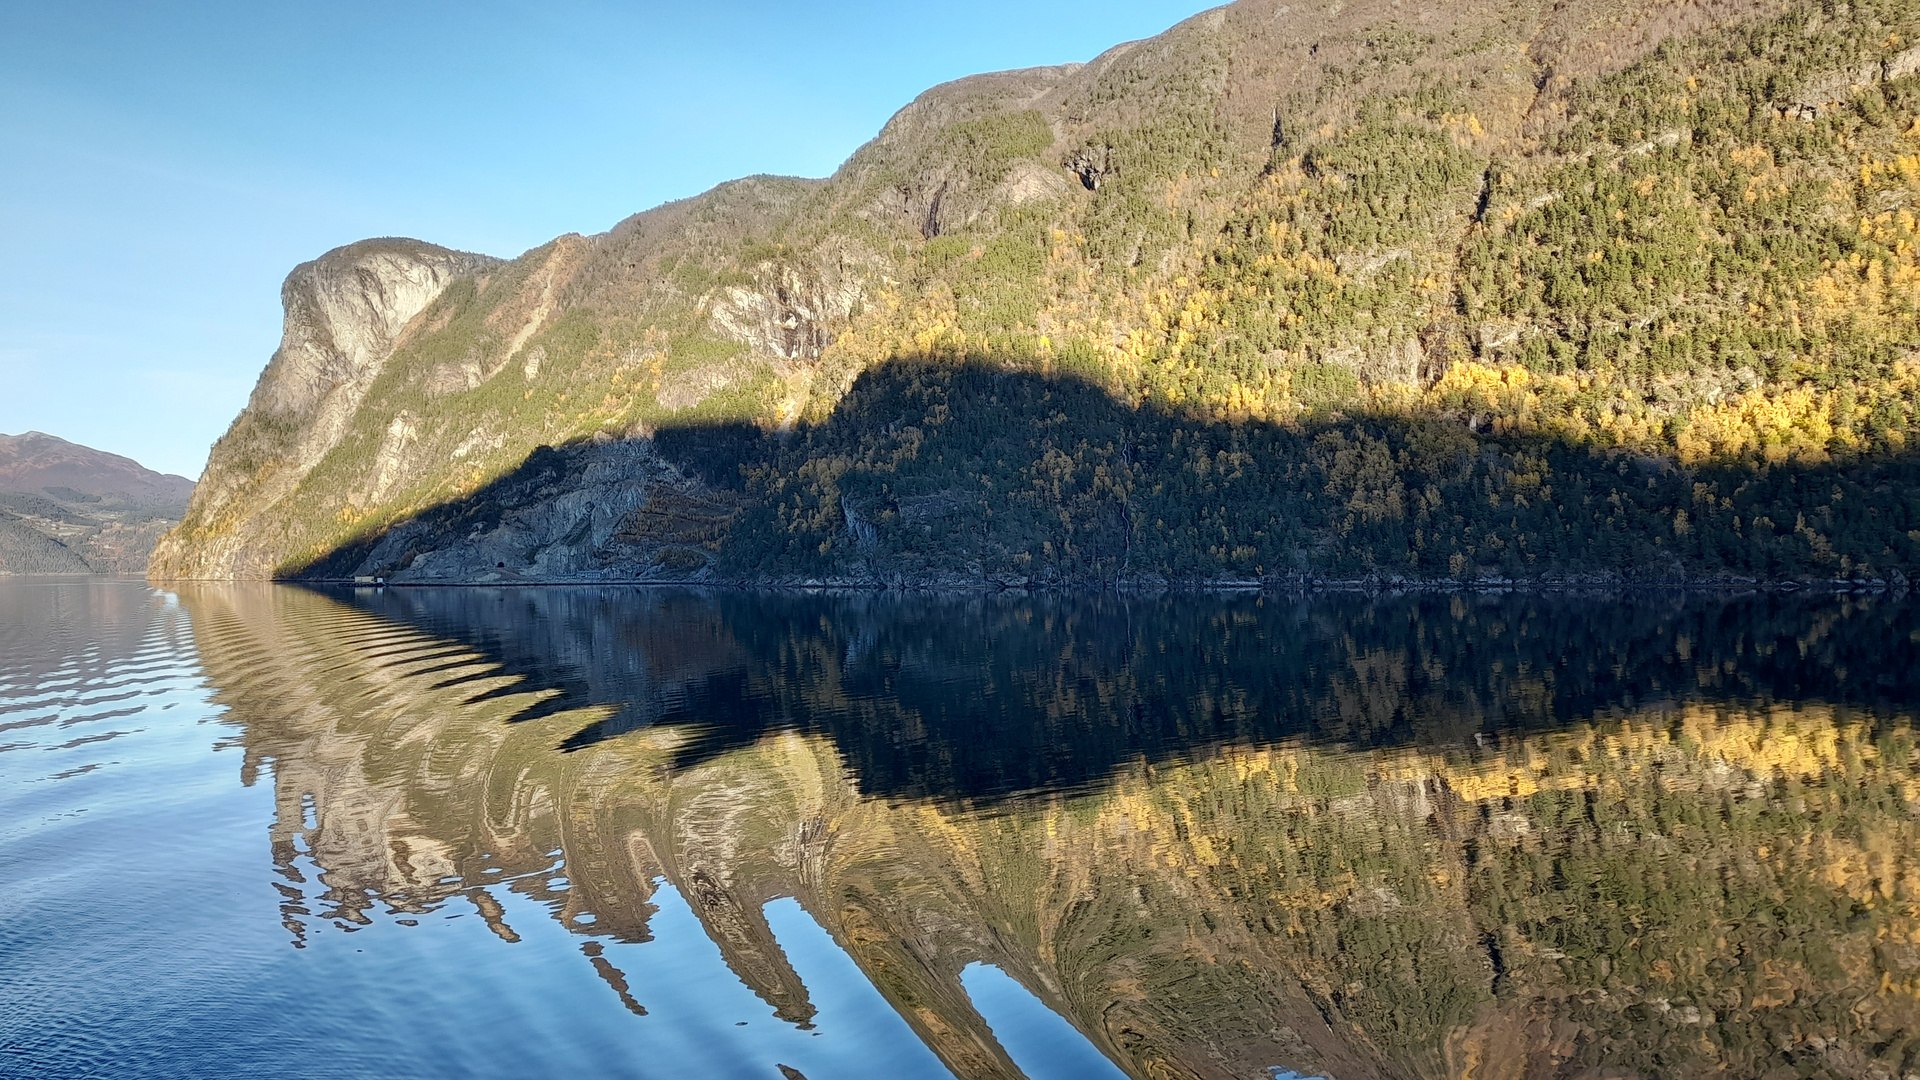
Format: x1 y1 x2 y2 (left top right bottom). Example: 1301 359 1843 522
0 432 194 575
154 0 1920 585
0 431 195 506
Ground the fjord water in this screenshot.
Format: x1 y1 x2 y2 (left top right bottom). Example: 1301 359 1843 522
2 582 1917 1079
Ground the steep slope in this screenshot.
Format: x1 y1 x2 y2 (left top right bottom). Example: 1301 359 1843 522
155 0 1920 584
0 432 196 574
149 239 498 578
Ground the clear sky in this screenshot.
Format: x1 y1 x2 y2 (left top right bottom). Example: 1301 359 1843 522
0 0 1217 479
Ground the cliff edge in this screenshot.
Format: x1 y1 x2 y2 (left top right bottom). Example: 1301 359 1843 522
155 0 1920 586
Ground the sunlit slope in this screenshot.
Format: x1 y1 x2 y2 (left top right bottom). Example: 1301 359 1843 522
154 0 1920 583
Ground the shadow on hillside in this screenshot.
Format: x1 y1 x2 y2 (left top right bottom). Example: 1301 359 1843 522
310 582 1920 805
291 356 1920 588
267 354 1920 799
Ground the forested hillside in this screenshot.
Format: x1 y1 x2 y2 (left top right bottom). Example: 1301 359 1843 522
153 0 1920 585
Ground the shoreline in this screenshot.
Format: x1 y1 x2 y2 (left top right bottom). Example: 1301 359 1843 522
134 573 1916 597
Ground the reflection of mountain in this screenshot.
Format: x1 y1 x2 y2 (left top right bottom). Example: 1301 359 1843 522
180 585 1920 1080
336 586 1920 803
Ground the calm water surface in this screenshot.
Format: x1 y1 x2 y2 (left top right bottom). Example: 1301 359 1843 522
2 580 1917 1080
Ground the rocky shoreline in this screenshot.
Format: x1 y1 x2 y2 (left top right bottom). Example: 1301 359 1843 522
279 571 1913 595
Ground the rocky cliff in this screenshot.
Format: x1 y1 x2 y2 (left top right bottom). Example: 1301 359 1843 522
149 239 497 578
154 0 1920 585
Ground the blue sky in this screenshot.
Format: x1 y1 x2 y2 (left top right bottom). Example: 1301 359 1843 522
0 0 1216 479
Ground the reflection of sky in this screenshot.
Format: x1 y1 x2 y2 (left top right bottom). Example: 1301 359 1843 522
323 883 965 1079
0 581 962 1078
761 897 958 1079
961 963 1130 1080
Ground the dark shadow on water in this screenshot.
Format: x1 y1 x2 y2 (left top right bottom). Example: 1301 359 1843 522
275 355 1920 803
314 583 1920 806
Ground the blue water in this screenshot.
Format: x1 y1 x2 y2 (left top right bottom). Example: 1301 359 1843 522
960 964 1130 1080
5 579 1919 1079
0 581 1126 1079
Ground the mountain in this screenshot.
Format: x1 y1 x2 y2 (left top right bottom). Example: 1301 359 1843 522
153 0 1920 585
0 431 195 505
0 432 196 574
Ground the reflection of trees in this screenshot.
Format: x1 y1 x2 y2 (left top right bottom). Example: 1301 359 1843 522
347 587 1919 804
182 584 1920 1080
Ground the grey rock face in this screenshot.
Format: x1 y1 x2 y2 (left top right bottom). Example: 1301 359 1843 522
707 248 869 364
253 240 491 419
1779 44 1920 118
153 239 499 579
320 441 732 585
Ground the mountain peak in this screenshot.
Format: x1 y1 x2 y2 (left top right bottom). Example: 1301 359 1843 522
151 0 1920 586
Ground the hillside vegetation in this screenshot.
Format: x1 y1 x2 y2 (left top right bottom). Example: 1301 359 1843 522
153 0 1920 585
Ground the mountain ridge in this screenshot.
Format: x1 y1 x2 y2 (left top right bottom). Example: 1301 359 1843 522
0 430 195 504
0 431 195 574
152 0 1920 586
